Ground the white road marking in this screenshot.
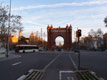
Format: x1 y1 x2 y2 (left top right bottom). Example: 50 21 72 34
16 56 21 58
12 62 22 66
17 69 34 80
43 54 61 70
59 71 75 80
67 77 74 80
68 53 78 70
17 75 26 80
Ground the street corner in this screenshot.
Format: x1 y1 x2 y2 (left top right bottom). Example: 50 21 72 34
0 54 21 62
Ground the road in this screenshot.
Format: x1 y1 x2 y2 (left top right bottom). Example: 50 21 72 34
73 51 107 80
0 51 107 80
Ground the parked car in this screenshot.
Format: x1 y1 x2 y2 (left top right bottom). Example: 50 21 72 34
39 47 44 51
74 49 79 52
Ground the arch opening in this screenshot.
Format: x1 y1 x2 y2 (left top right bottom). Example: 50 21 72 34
55 36 64 50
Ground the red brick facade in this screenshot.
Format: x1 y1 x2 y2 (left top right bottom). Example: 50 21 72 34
47 24 72 50
103 33 107 50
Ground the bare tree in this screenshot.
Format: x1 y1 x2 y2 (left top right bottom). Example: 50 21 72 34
104 17 107 27
0 4 23 35
96 28 103 38
0 4 23 41
87 28 104 50
88 29 103 38
88 29 97 37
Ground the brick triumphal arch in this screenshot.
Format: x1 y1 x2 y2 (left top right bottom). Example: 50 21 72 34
47 24 72 50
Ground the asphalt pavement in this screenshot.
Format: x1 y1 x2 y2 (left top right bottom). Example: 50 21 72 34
0 51 58 80
70 51 107 80
0 51 106 80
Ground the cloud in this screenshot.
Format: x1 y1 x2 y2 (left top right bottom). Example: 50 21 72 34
20 6 107 33
12 0 107 11
21 15 47 27
11 0 107 39
20 5 107 27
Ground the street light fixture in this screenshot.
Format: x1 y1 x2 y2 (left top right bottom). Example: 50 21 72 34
6 0 11 57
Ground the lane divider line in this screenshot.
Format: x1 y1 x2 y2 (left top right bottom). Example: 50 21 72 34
43 53 61 70
39 54 61 80
12 62 22 66
68 53 78 70
17 54 61 80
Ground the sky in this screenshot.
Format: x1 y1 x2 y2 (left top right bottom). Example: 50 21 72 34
0 0 107 42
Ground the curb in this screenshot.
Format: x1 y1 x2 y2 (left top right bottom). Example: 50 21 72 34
76 70 105 80
17 69 44 80
0 55 21 62
0 54 6 59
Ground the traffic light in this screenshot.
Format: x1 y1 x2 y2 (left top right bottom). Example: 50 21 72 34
76 29 82 37
78 29 81 37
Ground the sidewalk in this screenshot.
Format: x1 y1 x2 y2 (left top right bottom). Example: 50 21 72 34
0 53 6 59
0 53 21 62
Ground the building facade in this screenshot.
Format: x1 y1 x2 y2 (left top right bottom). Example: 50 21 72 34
47 24 72 50
103 33 107 50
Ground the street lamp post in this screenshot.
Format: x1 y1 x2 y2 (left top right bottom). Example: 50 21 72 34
44 32 45 49
6 0 11 57
41 28 42 47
